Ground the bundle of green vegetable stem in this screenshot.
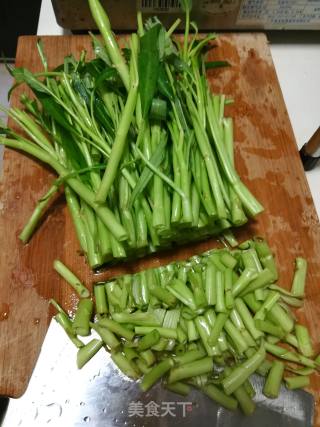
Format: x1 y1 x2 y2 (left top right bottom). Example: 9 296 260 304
0 0 263 268
52 237 317 415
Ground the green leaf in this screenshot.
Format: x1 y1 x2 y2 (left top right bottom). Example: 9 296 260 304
158 26 178 61
11 67 50 95
205 61 230 70
90 32 111 66
63 55 78 74
34 90 75 133
55 124 87 172
71 73 115 137
138 24 161 119
181 0 192 13
150 98 167 121
129 135 167 206
36 39 48 71
94 67 120 89
93 96 115 137
157 64 174 101
167 54 191 74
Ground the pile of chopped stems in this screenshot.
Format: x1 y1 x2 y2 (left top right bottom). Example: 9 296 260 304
52 237 317 415
0 0 263 268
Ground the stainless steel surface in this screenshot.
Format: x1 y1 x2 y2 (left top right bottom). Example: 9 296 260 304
3 321 314 427
51 0 320 31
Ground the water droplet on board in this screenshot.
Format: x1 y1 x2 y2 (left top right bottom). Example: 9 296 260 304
33 318 40 325
0 303 10 321
83 416 90 422
80 401 85 406
102 408 107 414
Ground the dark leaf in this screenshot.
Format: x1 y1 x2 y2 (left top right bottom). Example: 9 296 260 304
94 67 120 89
167 54 191 74
55 124 87 172
138 24 161 119
158 26 178 60
130 135 167 206
93 96 115 137
122 48 131 63
150 98 167 121
11 67 50 95
157 64 174 101
90 32 111 66
34 90 76 133
71 73 115 137
63 55 77 74
205 60 230 70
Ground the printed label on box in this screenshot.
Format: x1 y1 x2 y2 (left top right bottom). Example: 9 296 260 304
201 0 239 14
237 0 320 27
137 0 181 13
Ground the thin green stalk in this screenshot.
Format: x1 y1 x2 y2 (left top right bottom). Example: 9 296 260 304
135 326 177 339
166 18 181 37
235 298 263 340
215 270 226 313
232 268 258 297
123 346 139 362
254 291 280 321
224 319 248 354
164 381 190 396
138 329 161 351
140 358 174 392
253 237 278 280
65 186 88 253
208 312 229 346
291 257 307 297
187 320 200 342
263 360 284 398
90 321 120 350
95 34 138 202
136 358 151 374
53 260 90 298
88 0 130 90
140 349 156 366
112 310 161 326
255 319 285 339
284 375 310 390
205 263 217 306
54 312 84 348
241 268 275 296
265 342 316 369
267 303 294 334
72 299 93 336
77 339 103 369
195 316 220 357
202 384 238 411
167 279 197 310
174 348 207 365
224 268 234 309
222 344 266 395
295 324 314 357
168 357 213 384
111 351 141 379
98 317 134 341
19 183 59 243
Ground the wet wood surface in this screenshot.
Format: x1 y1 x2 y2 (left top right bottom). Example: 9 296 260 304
0 34 320 425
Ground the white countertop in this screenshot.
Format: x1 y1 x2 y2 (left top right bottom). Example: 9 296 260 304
37 0 320 219
2 3 320 425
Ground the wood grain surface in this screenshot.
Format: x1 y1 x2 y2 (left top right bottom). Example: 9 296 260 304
1 34 320 424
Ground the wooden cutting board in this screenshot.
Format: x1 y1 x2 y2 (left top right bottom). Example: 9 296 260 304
1 34 320 424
